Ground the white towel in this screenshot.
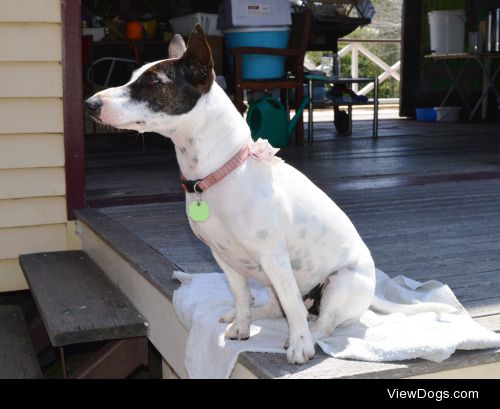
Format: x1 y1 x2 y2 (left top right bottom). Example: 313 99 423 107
172 269 500 379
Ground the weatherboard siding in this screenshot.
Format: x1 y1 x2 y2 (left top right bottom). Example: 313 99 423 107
0 0 78 292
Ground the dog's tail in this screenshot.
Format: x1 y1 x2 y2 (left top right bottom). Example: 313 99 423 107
370 295 457 315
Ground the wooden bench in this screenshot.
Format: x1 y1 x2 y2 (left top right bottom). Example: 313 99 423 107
19 251 149 379
0 305 43 379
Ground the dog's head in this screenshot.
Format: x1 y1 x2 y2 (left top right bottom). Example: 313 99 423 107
85 25 214 133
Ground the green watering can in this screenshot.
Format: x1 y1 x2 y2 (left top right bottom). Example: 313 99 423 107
246 95 310 148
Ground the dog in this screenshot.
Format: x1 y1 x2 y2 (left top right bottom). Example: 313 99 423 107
86 25 453 364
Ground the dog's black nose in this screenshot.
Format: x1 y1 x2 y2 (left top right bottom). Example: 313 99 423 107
85 96 103 115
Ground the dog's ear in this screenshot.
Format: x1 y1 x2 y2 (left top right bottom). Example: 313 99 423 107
168 34 187 59
181 24 214 89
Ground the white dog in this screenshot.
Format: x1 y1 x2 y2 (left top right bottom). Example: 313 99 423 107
86 26 452 364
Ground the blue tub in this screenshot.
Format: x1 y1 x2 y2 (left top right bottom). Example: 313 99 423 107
223 26 290 80
416 107 437 122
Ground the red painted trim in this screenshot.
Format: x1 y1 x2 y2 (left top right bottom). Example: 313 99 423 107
61 0 86 219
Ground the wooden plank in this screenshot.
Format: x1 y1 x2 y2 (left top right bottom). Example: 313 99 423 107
406 360 500 379
0 23 61 61
0 0 61 23
0 223 68 259
70 337 148 379
0 133 64 169
98 204 219 274
0 305 42 379
76 209 181 299
238 348 500 379
463 297 500 318
0 62 62 97
0 98 63 133
0 197 67 228
0 167 66 199
0 258 29 292
474 314 500 333
19 251 149 347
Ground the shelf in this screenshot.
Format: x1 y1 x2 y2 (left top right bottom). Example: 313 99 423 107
306 74 375 84
329 100 376 106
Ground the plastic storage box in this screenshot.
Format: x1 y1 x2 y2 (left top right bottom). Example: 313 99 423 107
434 106 461 122
223 26 290 80
415 108 437 122
218 0 291 30
170 13 221 36
82 27 106 42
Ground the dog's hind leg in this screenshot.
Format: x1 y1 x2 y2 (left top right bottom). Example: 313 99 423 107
309 260 375 343
220 287 283 323
212 252 253 341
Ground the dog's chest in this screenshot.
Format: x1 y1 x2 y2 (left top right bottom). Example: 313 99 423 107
188 211 270 283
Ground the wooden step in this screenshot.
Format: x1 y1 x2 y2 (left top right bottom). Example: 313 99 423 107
0 305 42 379
19 251 148 347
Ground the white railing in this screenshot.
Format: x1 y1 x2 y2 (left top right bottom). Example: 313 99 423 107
338 38 401 96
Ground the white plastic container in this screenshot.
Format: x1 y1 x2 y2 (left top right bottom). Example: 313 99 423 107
218 0 291 30
82 27 106 42
170 13 221 36
434 106 461 122
428 9 465 54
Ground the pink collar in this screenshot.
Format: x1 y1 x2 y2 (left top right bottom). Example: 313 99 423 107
180 143 250 193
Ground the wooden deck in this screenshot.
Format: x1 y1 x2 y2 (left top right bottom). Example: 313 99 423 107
80 117 500 378
85 117 500 204
98 179 500 327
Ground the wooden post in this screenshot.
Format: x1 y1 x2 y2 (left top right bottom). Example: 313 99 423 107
351 44 359 93
61 0 86 219
400 0 423 117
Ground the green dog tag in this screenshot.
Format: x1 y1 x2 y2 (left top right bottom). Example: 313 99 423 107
189 200 210 222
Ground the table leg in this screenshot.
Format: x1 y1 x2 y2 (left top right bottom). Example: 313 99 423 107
308 79 313 143
373 76 379 139
469 59 500 120
347 105 352 135
59 346 68 379
441 60 472 114
481 59 491 119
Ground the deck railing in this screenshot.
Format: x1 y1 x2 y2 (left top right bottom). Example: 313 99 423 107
337 38 401 97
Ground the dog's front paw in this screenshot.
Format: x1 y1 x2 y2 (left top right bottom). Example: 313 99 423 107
286 332 315 364
225 321 250 341
219 309 235 323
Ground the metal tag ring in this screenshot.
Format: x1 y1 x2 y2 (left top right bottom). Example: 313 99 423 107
193 181 203 194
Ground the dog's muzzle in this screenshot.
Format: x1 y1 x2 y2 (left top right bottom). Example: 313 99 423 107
85 96 103 121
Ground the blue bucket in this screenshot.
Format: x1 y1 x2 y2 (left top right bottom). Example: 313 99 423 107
223 26 290 80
